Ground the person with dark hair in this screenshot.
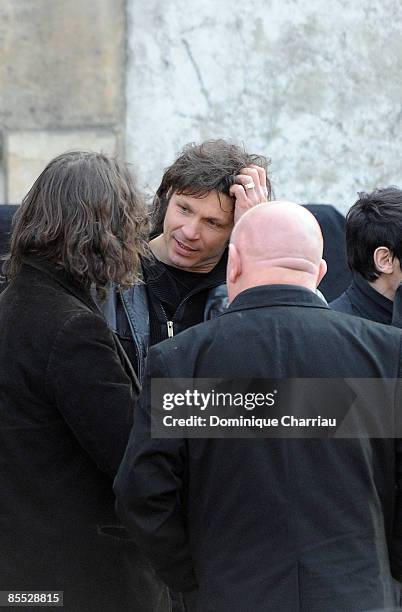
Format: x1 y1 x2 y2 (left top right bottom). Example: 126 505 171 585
0 151 168 611
115 202 402 611
101 139 270 381
101 139 269 611
331 186 402 325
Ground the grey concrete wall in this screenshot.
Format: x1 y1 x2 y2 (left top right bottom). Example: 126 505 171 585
0 0 125 203
126 0 402 213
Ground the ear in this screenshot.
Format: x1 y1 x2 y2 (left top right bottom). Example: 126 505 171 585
317 258 327 286
227 243 241 284
373 247 394 275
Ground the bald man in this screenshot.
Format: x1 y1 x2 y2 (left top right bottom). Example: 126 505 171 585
115 202 402 612
227 201 327 301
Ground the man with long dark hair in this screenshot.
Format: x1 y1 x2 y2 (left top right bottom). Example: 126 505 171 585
102 139 271 381
0 151 168 611
100 139 270 611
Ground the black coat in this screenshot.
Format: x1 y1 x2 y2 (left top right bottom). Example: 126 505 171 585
0 258 169 611
115 284 402 612
303 204 351 301
331 272 394 324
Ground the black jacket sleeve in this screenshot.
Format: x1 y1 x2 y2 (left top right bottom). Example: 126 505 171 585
114 346 198 593
47 311 137 478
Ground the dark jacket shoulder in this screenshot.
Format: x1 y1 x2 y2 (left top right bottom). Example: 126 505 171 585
152 284 402 380
330 290 354 314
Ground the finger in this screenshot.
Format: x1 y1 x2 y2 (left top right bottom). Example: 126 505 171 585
239 167 260 187
230 184 255 224
234 174 260 205
249 165 268 197
235 174 257 191
240 167 267 202
229 183 249 205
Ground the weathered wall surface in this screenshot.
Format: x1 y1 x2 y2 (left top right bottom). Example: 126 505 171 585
0 0 125 203
126 0 402 213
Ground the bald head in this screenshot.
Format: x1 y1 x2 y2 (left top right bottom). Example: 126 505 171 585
227 201 327 302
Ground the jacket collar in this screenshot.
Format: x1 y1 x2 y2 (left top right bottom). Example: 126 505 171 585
22 256 100 314
226 284 330 314
346 272 393 325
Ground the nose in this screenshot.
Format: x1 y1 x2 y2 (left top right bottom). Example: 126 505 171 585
181 219 201 241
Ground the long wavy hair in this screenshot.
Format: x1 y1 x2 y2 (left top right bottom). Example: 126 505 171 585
4 151 149 298
151 139 271 235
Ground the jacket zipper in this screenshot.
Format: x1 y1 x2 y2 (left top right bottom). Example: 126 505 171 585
166 321 174 338
160 304 174 338
159 278 225 339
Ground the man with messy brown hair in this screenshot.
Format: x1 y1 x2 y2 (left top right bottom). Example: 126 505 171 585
151 139 271 234
102 139 271 381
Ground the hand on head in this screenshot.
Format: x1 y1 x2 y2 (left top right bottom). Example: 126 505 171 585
227 201 327 302
229 165 269 223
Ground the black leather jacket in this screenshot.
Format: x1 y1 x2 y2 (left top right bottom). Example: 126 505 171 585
100 280 228 383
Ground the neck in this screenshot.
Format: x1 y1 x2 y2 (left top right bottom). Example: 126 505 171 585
229 269 317 303
149 235 166 261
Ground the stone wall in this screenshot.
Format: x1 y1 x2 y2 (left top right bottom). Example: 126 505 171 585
2 2 400 213
0 0 125 203
125 0 402 213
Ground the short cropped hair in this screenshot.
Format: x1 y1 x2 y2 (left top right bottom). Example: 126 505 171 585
151 139 271 234
4 151 149 297
346 186 402 281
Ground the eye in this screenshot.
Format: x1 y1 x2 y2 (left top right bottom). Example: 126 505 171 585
206 219 221 228
177 204 188 213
